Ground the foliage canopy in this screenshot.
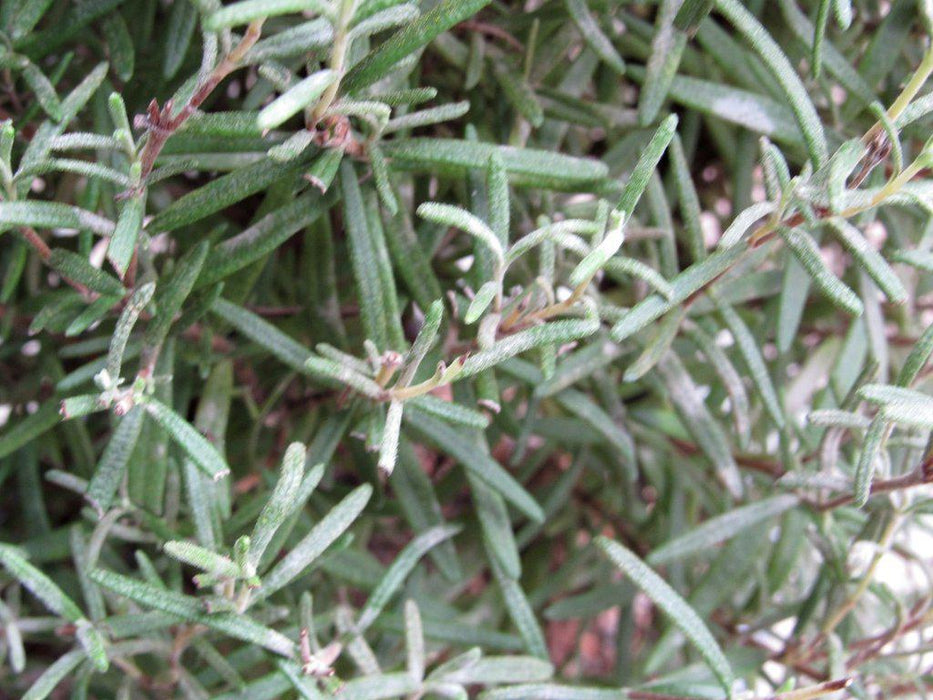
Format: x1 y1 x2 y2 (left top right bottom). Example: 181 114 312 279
1 0 932 698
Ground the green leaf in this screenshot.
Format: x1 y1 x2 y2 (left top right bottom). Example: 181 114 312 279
465 280 499 324
381 138 608 190
655 353 743 497
492 58 544 128
343 0 494 92
163 0 198 79
461 315 600 378
616 114 678 215
406 394 489 429
0 201 114 235
341 162 403 351
624 307 685 382
405 410 544 522
195 188 333 287
674 0 714 33
825 219 907 304
490 558 548 659
897 321 933 387
257 70 337 130
596 536 735 694
60 394 105 420
383 101 471 135
143 241 210 353
565 0 625 75
442 656 553 685
86 406 145 514
101 12 133 82
405 600 425 681
853 413 887 508
377 400 403 477
46 249 123 297
611 244 745 342
648 495 799 565
150 154 314 234
8 0 56 40
249 444 323 568
106 282 155 380
163 540 240 579
716 301 785 428
714 0 828 167
89 568 295 657
356 524 460 631
211 298 314 373
205 0 331 31
480 685 625 700
106 194 144 277
418 202 504 267
780 227 863 316
639 0 687 125
22 649 84 700
21 61 63 121
258 483 373 599
0 543 84 620
143 398 231 482
569 209 626 287
0 401 61 460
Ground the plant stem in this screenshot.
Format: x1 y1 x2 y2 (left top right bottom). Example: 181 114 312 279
310 0 357 125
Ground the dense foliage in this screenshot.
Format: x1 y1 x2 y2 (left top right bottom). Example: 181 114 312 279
1 0 932 697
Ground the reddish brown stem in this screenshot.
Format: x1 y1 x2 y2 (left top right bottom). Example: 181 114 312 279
135 21 264 184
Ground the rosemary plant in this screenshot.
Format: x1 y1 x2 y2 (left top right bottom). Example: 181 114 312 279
1 0 932 698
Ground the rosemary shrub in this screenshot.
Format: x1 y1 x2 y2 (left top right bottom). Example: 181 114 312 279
1 0 932 698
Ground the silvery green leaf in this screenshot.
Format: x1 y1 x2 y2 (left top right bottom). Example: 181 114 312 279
616 114 678 215
825 219 907 304
441 656 553 685
89 569 295 657
490 558 548 659
258 483 373 599
418 202 504 266
106 282 154 380
212 298 314 374
638 0 686 125
781 227 863 316
404 599 425 681
143 398 231 482
22 648 84 700
469 472 521 579
86 406 145 514
565 0 625 75
47 249 124 297
382 138 608 190
343 0 494 91
655 353 743 497
257 70 337 130
405 410 544 522
377 401 404 478
611 244 745 342
715 0 828 167
406 394 490 429
0 543 84 621
465 280 499 324
854 414 888 508
249 443 317 568
356 524 459 631
337 672 420 700
461 315 600 378
163 541 240 579
648 495 799 565
596 536 735 694
205 0 332 31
